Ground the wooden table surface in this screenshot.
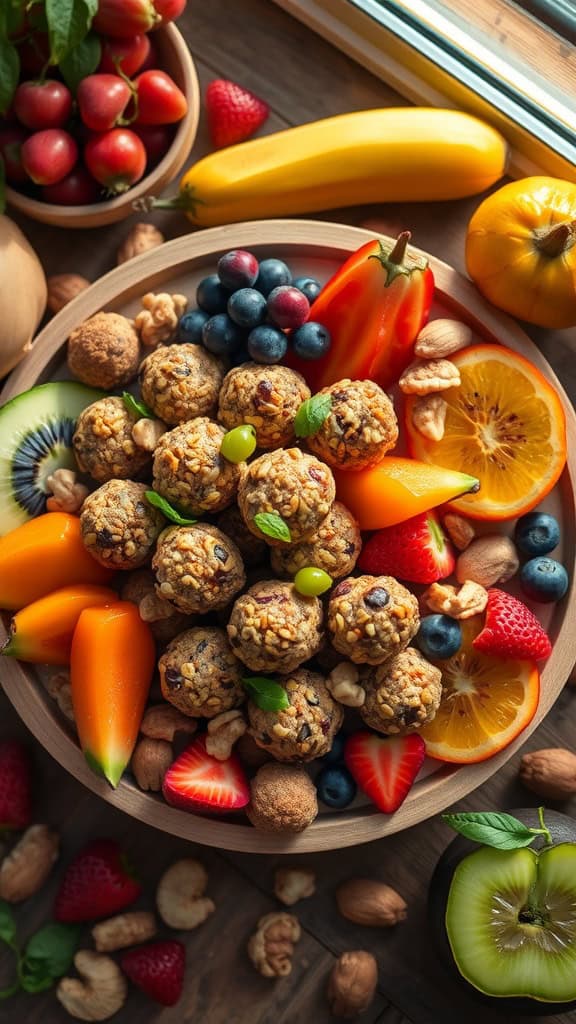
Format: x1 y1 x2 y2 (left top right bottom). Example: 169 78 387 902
2 1 576 1022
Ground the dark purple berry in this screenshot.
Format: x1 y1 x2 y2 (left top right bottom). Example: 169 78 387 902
217 249 259 290
291 321 331 360
267 285 309 330
227 288 267 329
247 324 287 364
196 274 230 314
176 308 209 344
255 258 291 296
202 314 243 356
292 276 322 303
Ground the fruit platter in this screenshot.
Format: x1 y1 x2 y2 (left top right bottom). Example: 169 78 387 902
0 219 574 854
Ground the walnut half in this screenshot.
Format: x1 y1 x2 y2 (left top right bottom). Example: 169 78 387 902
247 912 301 978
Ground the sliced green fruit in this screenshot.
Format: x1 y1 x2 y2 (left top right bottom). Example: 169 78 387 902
0 381 103 536
446 844 576 1003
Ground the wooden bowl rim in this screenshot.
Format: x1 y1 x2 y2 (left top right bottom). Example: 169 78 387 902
1 218 575 854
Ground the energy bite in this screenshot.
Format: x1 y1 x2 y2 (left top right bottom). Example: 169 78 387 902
238 447 335 546
158 627 245 718
360 647 442 735
247 763 318 833
306 379 399 470
227 580 323 673
270 501 361 579
120 569 192 646
217 362 310 450
153 523 246 614
248 668 343 762
140 343 225 425
80 480 164 570
327 574 420 665
153 417 239 516
67 312 140 390
73 396 153 483
216 504 268 568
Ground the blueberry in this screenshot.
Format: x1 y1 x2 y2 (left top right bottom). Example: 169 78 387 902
202 314 244 356
316 765 357 809
322 732 346 765
227 288 267 329
292 276 322 303
514 512 560 556
247 324 287 364
196 274 230 314
255 258 292 296
520 557 569 603
291 321 331 360
230 344 251 367
176 308 209 344
416 615 462 660
217 249 259 290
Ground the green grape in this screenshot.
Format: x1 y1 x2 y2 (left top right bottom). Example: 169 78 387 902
220 424 257 463
294 567 333 597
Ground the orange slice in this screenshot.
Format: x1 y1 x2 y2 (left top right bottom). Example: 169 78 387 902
420 617 540 763
405 343 567 520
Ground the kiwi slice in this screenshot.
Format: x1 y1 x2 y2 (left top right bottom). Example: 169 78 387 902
0 381 103 535
446 844 576 1003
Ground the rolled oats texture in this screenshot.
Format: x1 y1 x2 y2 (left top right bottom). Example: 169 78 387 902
152 523 246 614
140 343 225 425
360 647 442 734
227 579 323 673
218 362 310 450
159 627 245 718
153 417 239 516
327 574 420 665
80 480 165 570
216 504 268 568
306 379 398 470
247 763 318 832
73 396 152 483
270 501 361 579
248 668 343 761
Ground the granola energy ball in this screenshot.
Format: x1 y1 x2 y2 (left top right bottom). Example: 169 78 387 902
270 501 361 579
73 396 152 483
227 580 323 673
159 627 245 718
248 668 343 762
218 363 311 450
216 504 268 568
140 343 225 425
306 379 398 470
80 480 164 570
247 763 318 833
152 524 245 614
67 312 141 389
153 418 239 516
238 448 335 546
327 575 419 665
360 648 442 735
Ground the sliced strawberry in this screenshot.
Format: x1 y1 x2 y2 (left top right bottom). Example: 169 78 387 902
357 511 455 584
205 79 269 149
162 736 249 813
344 732 426 813
473 588 552 661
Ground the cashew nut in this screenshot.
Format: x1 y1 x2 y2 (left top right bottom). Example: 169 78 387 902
45 469 89 514
274 868 316 906
205 709 247 760
57 951 127 1021
156 858 215 930
92 911 157 952
0 824 59 902
327 662 366 708
131 737 173 791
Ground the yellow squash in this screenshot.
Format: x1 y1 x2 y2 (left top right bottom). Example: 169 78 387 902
169 108 508 227
466 176 576 329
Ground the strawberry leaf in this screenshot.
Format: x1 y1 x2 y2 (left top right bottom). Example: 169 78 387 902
442 811 539 849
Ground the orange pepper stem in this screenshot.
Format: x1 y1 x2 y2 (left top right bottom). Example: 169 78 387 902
534 219 576 257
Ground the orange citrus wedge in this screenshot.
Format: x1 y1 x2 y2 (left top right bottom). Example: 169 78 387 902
405 343 567 520
419 617 540 763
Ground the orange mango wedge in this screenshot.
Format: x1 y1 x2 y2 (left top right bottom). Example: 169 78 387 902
2 584 118 665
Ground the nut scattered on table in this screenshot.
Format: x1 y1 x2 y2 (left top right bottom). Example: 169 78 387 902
116 223 165 265
56 950 127 1021
91 911 157 953
442 512 475 551
46 468 89 514
47 274 91 315
414 318 472 358
327 662 366 708
156 858 215 930
422 580 488 620
336 878 407 926
519 748 576 799
411 393 447 441
274 868 316 907
247 912 301 978
134 291 188 347
399 358 461 395
456 535 519 587
327 950 378 1019
205 709 247 761
0 824 59 903
140 704 198 742
131 737 173 792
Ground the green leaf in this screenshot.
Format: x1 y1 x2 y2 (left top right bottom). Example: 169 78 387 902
123 391 154 421
23 922 80 980
442 811 538 850
0 901 16 947
294 393 332 439
45 0 94 63
145 490 197 526
60 32 101 93
242 676 290 712
0 38 19 116
18 961 54 994
253 512 291 543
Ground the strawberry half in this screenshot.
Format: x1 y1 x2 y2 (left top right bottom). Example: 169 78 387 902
357 511 455 584
473 588 552 661
344 732 426 813
54 839 141 923
162 736 249 813
205 78 269 149
121 940 185 1007
0 739 32 830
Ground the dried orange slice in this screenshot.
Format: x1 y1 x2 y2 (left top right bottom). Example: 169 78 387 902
405 343 566 520
420 617 540 763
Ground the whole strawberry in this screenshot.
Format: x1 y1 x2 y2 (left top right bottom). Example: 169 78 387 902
473 588 552 660
358 511 455 584
121 940 185 1006
54 839 141 922
205 79 269 149
0 739 32 830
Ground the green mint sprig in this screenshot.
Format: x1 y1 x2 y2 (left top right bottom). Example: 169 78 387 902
254 512 291 543
0 901 80 1000
294 394 332 439
442 807 553 851
123 392 154 421
242 677 290 712
145 490 197 526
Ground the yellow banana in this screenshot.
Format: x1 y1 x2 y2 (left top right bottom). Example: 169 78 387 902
165 108 508 227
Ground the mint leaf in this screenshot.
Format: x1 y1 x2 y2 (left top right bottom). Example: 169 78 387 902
60 32 101 93
123 391 154 421
145 490 197 526
253 512 291 543
19 960 53 994
0 901 16 947
242 677 289 712
442 811 538 850
23 922 80 980
0 38 19 115
294 394 332 439
46 0 95 63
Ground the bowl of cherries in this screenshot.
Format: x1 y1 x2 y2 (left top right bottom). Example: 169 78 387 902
1 0 199 228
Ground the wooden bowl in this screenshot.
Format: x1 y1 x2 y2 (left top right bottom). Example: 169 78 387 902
1 220 575 854
5 24 199 229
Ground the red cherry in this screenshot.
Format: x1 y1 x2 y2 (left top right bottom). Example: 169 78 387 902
0 124 29 183
42 165 101 205
21 129 78 186
134 70 187 125
98 34 151 77
93 0 160 38
14 80 72 130
132 123 175 166
153 0 187 22
77 75 132 133
84 128 147 194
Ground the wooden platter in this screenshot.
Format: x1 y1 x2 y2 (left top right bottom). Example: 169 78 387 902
1 219 575 854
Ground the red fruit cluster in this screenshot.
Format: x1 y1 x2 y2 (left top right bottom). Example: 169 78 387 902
0 0 188 203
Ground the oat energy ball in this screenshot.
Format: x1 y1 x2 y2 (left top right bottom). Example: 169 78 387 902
153 418 239 516
216 504 268 568
73 396 152 483
270 501 361 579
120 569 192 645
247 763 318 833
140 343 225 425
68 312 140 389
306 379 398 470
248 668 343 762
227 580 323 673
327 575 420 665
361 648 442 735
238 448 335 546
159 627 245 718
153 523 245 614
218 363 311 450
80 480 164 569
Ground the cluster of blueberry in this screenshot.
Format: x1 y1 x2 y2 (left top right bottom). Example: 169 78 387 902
176 249 331 364
514 511 568 603
315 733 357 809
